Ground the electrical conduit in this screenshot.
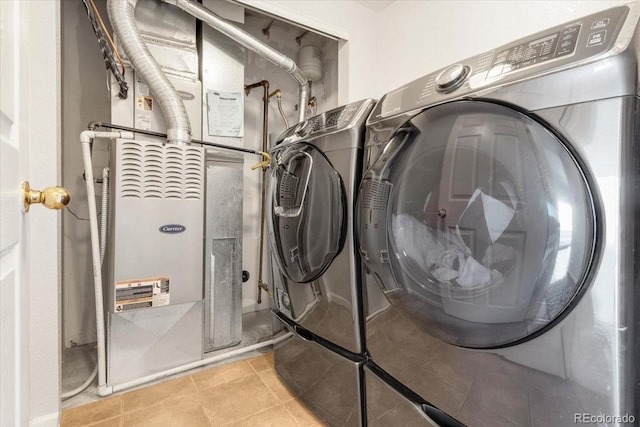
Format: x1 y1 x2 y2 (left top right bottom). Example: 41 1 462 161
107 0 191 144
61 166 111 400
100 168 109 265
163 0 310 123
80 130 133 397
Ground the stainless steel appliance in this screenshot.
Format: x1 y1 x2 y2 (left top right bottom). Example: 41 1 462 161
359 4 640 426
268 99 375 426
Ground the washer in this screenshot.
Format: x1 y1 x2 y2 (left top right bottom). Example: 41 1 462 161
268 99 375 426
359 4 639 426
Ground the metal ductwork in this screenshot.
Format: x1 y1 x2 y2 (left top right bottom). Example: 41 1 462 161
107 0 192 144
163 0 310 123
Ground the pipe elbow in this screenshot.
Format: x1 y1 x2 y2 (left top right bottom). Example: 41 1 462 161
80 130 96 144
97 385 113 397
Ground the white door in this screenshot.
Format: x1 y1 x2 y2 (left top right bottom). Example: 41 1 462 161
0 1 61 426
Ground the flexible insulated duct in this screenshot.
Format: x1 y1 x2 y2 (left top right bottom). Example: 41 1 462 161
107 0 191 144
164 0 310 123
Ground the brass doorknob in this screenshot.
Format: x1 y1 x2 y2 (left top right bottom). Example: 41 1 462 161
22 181 71 212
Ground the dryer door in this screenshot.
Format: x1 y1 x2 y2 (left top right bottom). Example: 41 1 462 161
358 101 599 348
268 142 347 283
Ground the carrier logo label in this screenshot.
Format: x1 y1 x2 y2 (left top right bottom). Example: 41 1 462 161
159 224 186 234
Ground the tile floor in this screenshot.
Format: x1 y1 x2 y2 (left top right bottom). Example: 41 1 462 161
60 352 327 427
62 310 274 409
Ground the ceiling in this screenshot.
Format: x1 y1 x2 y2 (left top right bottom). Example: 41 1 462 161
354 1 395 12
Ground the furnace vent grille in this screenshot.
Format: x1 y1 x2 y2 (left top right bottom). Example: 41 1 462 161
118 140 204 200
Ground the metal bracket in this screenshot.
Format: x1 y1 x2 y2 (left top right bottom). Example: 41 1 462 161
295 30 309 46
262 19 275 39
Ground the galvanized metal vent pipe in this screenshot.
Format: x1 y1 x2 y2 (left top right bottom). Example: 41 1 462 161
163 0 310 123
107 0 192 144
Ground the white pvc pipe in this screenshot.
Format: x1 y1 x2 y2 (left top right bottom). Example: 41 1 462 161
61 166 110 401
107 338 279 394
80 130 133 396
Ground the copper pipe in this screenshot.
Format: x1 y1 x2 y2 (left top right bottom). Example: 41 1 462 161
245 80 273 304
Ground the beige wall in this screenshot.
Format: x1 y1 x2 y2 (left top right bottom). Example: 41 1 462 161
238 0 379 103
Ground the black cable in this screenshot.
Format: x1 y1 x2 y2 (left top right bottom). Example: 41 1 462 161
66 206 101 222
81 0 129 99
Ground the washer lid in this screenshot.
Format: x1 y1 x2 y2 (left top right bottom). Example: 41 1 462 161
358 101 599 348
268 142 347 283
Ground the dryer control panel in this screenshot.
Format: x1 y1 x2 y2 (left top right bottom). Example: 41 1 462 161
369 4 634 123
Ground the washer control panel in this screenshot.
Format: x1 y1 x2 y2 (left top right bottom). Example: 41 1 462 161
435 63 471 92
369 4 632 123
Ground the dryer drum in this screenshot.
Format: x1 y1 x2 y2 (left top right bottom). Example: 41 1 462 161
359 100 599 349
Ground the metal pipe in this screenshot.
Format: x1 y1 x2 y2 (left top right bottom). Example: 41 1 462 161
88 121 264 156
163 0 310 123
245 80 273 304
107 0 191 144
269 89 289 129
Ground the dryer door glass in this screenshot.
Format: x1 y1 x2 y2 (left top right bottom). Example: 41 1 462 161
268 143 346 283
358 101 598 348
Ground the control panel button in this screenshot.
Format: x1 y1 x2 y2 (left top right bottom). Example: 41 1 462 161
435 63 470 93
587 30 606 47
487 64 504 78
591 18 609 30
556 24 581 56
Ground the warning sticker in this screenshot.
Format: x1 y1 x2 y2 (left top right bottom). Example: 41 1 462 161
135 113 152 131
136 95 153 111
114 276 170 312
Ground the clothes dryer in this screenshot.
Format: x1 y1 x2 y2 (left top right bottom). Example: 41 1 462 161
359 4 640 426
269 99 375 426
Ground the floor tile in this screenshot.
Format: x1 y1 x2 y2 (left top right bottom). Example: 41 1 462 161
200 374 280 425
231 405 299 427
122 395 209 427
247 352 274 373
192 360 255 392
284 399 327 426
458 397 517 427
61 352 332 427
258 369 297 403
61 396 122 427
86 416 122 427
121 375 198 414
